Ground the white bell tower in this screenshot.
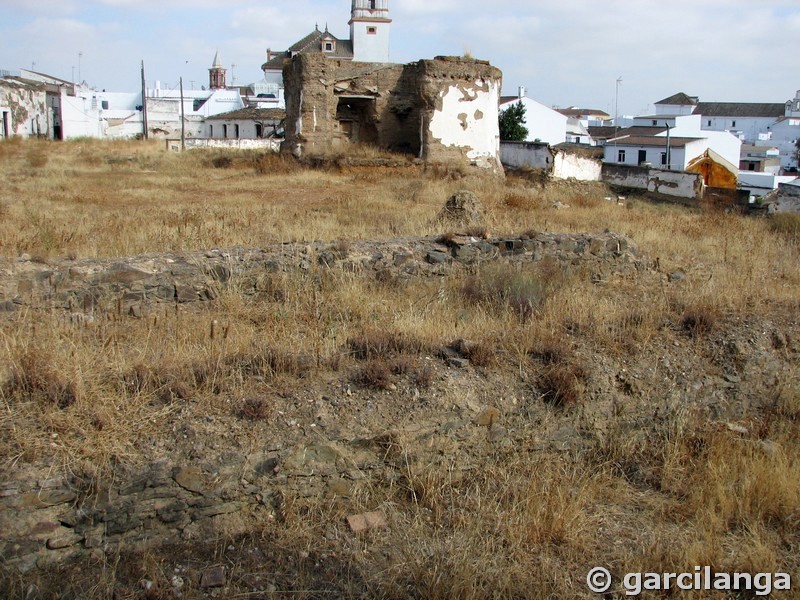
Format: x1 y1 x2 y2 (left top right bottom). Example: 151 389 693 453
350 0 391 63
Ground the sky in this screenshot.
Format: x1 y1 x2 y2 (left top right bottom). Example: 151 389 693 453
1 0 799 116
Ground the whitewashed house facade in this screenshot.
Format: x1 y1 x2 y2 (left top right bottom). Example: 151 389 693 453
499 92 567 146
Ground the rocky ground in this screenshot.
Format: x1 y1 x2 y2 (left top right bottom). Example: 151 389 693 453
1 229 798 599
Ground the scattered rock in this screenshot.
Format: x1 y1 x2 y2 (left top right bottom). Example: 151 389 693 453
438 190 484 226
669 271 686 282
173 466 206 495
473 407 500 427
726 423 749 435
200 566 226 589
46 531 82 550
347 510 388 534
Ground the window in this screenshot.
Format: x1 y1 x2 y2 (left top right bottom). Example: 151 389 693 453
652 120 657 126
638 149 647 164
235 124 240 138
101 100 109 110
617 149 626 162
223 124 228 138
707 120 711 126
731 120 736 127
323 41 334 52
367 26 377 35
370 0 376 8
660 152 667 165
209 124 213 137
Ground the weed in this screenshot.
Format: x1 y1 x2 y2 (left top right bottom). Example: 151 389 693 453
353 359 393 389
769 212 800 245
238 397 270 421
6 349 79 409
537 362 587 408
682 304 719 337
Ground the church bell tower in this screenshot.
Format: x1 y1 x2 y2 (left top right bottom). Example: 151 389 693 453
350 0 391 63
209 50 227 90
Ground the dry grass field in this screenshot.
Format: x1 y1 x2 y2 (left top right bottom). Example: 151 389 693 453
1 137 799 599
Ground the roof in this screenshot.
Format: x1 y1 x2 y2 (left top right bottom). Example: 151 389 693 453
499 96 525 104
556 107 610 118
742 144 779 153
608 136 699 149
694 102 785 118
212 50 222 68
206 107 286 121
0 76 45 91
587 126 618 140
655 92 698 106
261 27 354 71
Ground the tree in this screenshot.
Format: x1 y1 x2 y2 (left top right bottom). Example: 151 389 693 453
795 137 800 166
499 101 528 141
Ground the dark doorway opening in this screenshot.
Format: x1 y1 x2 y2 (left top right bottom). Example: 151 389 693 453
335 96 378 145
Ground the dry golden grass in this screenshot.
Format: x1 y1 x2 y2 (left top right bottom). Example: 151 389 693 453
1 138 800 598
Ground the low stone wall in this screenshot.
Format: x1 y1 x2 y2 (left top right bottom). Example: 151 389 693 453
769 181 800 213
602 164 704 202
0 233 642 316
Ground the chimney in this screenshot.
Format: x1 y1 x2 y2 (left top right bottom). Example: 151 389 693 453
518 86 525 99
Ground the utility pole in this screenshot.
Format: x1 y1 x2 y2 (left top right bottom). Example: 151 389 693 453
78 51 83 83
665 122 672 170
141 61 149 140
614 76 622 157
179 76 186 151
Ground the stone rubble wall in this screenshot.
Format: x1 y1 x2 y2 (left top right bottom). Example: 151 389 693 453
0 233 642 316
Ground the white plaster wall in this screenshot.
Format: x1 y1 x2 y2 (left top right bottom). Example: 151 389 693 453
602 164 649 188
499 97 567 146
700 115 776 144
655 103 695 116
604 143 689 169
351 22 391 63
182 138 281 151
769 118 800 169
553 151 602 181
499 141 552 170
60 90 105 138
429 79 501 168
646 168 701 198
738 172 797 192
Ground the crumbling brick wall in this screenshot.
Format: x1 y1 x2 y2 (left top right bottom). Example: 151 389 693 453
282 54 502 173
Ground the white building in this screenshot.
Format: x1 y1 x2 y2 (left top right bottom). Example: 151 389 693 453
499 91 567 146
656 90 800 171
605 113 741 173
205 107 284 139
261 0 392 109
14 55 245 140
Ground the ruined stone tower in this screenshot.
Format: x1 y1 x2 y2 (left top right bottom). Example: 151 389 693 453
350 0 391 63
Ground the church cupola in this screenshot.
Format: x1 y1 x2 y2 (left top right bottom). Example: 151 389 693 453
350 0 391 63
209 50 227 90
